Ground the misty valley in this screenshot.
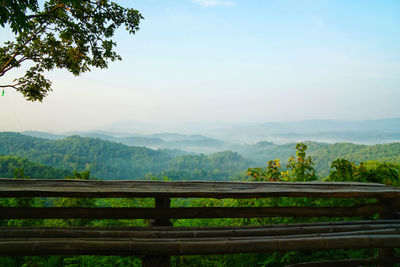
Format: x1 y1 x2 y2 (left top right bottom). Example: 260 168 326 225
1 120 400 182
1 126 400 266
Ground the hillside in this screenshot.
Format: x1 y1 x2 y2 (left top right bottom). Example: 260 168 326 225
0 132 249 180
0 154 71 179
2 132 400 179
0 132 173 179
158 151 252 180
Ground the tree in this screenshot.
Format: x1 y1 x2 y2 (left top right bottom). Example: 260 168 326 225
247 143 318 182
0 0 143 101
325 159 400 186
357 161 399 186
284 143 317 182
247 159 282 181
326 158 357 182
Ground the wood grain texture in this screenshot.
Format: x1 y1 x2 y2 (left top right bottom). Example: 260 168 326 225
1 179 399 198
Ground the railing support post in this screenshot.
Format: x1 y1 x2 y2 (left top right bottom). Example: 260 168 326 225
377 197 399 267
142 197 172 267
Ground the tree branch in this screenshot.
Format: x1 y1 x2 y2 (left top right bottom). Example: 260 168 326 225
0 26 47 75
0 3 69 76
0 84 19 90
26 3 69 20
0 56 30 77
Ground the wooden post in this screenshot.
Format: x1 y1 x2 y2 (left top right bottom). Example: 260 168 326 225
142 197 172 267
152 197 173 227
377 197 399 267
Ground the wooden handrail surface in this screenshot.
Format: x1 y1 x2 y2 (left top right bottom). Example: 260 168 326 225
1 179 400 198
1 179 399 265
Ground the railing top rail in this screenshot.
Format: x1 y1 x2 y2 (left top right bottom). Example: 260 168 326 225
1 179 399 199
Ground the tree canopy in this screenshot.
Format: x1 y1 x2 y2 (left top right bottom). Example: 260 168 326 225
0 0 143 101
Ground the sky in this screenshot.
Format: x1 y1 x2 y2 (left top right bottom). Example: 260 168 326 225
1 0 399 132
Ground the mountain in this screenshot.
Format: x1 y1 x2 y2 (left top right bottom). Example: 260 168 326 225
22 117 400 150
0 132 248 180
93 117 400 144
273 118 400 133
265 131 400 144
22 131 66 140
0 132 173 179
23 131 225 154
3 130 400 180
149 133 215 142
118 133 225 153
203 118 400 143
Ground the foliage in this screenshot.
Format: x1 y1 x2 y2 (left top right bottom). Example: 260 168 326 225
284 143 317 181
0 154 71 179
0 0 143 101
247 159 281 181
159 151 252 181
326 159 400 186
327 158 358 182
0 132 174 179
247 143 317 182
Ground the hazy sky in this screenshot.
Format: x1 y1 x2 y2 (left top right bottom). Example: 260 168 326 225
1 0 399 132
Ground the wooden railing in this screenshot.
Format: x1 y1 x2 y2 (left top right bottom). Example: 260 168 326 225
0 179 400 266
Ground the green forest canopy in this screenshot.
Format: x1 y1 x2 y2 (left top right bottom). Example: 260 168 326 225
0 132 399 182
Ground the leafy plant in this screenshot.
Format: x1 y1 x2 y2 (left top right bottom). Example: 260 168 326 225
0 0 143 101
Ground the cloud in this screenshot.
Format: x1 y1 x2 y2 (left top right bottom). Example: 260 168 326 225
191 0 236 7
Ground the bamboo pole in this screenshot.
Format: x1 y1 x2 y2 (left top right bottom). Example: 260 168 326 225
0 235 399 256
1 224 398 239
0 204 388 219
287 257 400 267
1 228 399 242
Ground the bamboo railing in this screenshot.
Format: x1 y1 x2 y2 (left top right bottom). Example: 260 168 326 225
0 179 399 266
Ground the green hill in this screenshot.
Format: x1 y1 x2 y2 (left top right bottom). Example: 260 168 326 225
0 132 250 180
0 154 71 179
0 132 173 179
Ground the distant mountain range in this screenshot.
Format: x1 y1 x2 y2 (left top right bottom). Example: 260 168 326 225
202 118 400 143
24 117 400 146
23 131 225 154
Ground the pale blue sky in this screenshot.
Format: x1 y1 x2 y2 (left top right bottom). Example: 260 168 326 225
1 0 399 132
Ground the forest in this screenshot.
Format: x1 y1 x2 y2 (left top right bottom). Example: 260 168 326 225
1 132 400 181
0 132 399 266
